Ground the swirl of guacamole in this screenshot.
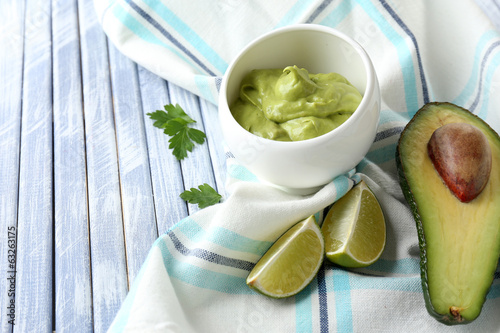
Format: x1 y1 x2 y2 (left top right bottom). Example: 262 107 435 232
230 65 362 141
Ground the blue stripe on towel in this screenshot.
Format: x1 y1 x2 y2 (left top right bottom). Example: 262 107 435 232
351 173 362 184
322 268 421 292
123 0 217 76
194 75 217 105
295 283 313 332
317 267 330 333
227 164 260 183
215 76 222 92
167 231 255 271
469 40 500 113
453 30 500 107
173 216 273 256
157 237 253 294
356 158 370 173
364 142 398 165
378 108 410 125
355 0 419 114
208 226 273 256
366 258 420 275
378 0 429 104
332 173 350 197
274 0 315 28
478 50 500 119
112 3 196 69
348 274 421 292
319 0 355 27
333 269 353 333
326 260 420 280
139 0 228 74
306 0 334 23
374 127 404 142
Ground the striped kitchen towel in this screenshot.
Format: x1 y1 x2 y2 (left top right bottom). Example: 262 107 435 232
97 0 500 332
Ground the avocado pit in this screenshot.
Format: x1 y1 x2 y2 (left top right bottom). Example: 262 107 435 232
397 102 500 324
427 122 492 203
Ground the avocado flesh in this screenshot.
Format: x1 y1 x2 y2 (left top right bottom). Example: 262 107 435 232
397 102 500 324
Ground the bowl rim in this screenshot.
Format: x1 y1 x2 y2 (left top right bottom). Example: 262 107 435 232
219 23 378 149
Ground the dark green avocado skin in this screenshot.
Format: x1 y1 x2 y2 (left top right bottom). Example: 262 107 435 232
396 148 471 325
395 102 500 325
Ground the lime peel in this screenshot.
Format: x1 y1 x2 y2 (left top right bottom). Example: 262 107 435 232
322 180 386 268
246 215 325 298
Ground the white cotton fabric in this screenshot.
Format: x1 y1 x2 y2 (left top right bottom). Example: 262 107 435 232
95 0 500 332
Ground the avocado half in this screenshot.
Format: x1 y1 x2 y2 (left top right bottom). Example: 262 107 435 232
396 102 500 325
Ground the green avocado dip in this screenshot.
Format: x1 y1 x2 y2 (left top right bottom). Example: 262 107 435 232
229 65 362 141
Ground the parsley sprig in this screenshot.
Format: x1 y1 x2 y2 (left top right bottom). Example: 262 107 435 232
147 103 206 160
148 103 221 209
180 183 222 209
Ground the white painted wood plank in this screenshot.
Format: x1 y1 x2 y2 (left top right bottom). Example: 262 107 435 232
107 43 158 283
14 0 53 331
137 66 188 234
0 1 24 332
167 83 218 215
198 99 228 200
52 0 93 332
78 0 128 331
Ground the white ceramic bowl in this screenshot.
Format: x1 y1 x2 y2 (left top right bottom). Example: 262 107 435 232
219 24 380 195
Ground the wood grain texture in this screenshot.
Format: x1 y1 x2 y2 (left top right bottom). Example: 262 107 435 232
167 83 218 215
107 43 158 284
198 99 228 200
52 0 93 332
3 0 500 331
14 0 53 331
137 66 188 234
78 0 127 331
0 1 24 332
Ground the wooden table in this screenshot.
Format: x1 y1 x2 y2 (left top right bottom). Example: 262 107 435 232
0 0 227 332
1 0 499 332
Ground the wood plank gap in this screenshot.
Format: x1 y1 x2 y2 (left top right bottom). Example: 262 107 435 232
104 36 131 291
77 0 129 330
129 63 160 240
167 83 217 216
198 99 228 200
137 66 187 233
0 1 26 330
75 1 96 330
165 86 190 216
71 1 96 330
14 0 54 330
50 3 56 332
107 40 159 283
52 0 94 331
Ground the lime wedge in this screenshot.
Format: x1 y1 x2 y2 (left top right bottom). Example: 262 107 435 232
246 215 324 298
322 180 386 268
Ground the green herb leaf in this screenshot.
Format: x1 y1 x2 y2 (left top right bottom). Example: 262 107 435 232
180 183 222 209
168 126 196 160
163 103 196 124
187 127 206 145
147 103 206 160
163 118 189 136
147 110 171 129
147 103 195 128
